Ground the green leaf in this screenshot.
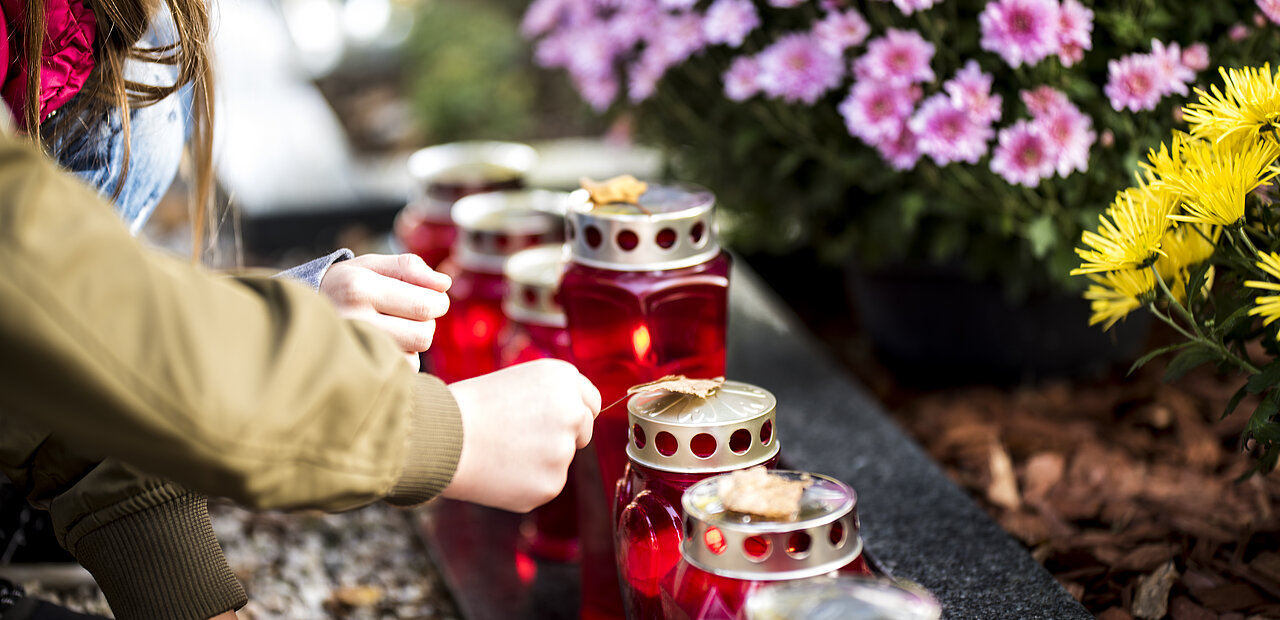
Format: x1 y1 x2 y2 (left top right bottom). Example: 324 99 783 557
1222 383 1249 421
1247 360 1280 394
1164 344 1220 382
1128 341 1194 375
1026 214 1057 259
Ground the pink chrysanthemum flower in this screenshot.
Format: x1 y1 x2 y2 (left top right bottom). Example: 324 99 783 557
757 33 845 104
1031 96 1095 176
1020 85 1070 117
838 81 922 146
609 4 660 49
704 0 760 48
628 51 669 103
1056 0 1093 67
661 0 698 9
562 20 621 82
522 0 570 38
853 29 936 86
1260 0 1280 25
1181 43 1210 72
1104 53 1164 112
944 60 1003 124
813 9 871 55
643 11 708 67
908 94 994 165
875 0 943 16
724 55 761 101
1150 40 1195 96
991 120 1055 187
979 0 1061 68
876 126 923 171
573 71 619 112
769 0 805 7
1229 23 1250 42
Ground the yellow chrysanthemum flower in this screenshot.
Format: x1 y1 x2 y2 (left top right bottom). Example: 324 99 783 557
1158 136 1280 228
1084 268 1156 330
1071 184 1179 275
1182 64 1280 145
1156 224 1219 303
1245 251 1280 334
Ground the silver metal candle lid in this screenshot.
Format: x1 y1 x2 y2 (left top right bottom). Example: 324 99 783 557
566 183 720 271
406 141 538 219
503 244 568 328
626 380 778 474
450 190 567 274
680 471 862 581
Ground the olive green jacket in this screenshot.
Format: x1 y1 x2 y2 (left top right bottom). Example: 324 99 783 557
0 117 463 618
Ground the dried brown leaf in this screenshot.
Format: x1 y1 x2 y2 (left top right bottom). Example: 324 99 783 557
580 175 647 207
332 585 383 607
718 467 812 521
628 375 725 399
1133 560 1178 620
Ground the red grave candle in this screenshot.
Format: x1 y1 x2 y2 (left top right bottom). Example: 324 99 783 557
427 191 566 383
558 184 731 619
394 141 537 268
615 381 780 620
660 471 873 620
498 244 579 562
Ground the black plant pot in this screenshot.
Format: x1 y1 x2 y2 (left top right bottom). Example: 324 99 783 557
845 260 1152 386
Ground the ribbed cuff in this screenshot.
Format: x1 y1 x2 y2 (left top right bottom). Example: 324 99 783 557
73 494 246 620
387 375 464 506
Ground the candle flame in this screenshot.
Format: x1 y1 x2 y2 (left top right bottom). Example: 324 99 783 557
632 324 651 360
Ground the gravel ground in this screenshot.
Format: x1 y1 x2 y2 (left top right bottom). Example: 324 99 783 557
210 502 460 620
12 502 460 619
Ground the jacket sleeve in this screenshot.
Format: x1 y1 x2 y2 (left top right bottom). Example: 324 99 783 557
0 127 462 512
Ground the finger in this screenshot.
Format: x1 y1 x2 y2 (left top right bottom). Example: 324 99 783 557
355 254 452 292
354 314 437 353
405 352 421 372
575 406 595 449
578 372 602 417
369 276 451 321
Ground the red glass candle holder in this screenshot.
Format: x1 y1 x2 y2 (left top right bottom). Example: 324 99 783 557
393 141 537 268
498 245 579 562
659 471 873 620
427 191 566 383
615 381 780 620
559 184 731 619
744 577 941 620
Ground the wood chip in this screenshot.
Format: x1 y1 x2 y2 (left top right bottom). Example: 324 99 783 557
987 442 1021 511
1191 583 1267 612
1112 544 1179 572
1132 560 1178 620
628 375 725 399
1168 596 1216 620
1022 452 1065 504
1250 551 1280 585
718 467 811 521
1096 608 1134 620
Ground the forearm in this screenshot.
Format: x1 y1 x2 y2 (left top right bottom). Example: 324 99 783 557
0 131 460 511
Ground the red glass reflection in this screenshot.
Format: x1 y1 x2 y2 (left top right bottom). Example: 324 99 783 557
613 457 777 620
425 261 507 383
393 168 524 270
562 253 731 619
394 207 456 269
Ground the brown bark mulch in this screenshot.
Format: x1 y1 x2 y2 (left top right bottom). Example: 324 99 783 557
856 349 1280 620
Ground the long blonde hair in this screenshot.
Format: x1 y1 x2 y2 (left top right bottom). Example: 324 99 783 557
23 0 216 259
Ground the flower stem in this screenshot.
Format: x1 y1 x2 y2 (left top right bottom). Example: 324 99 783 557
1149 265 1261 374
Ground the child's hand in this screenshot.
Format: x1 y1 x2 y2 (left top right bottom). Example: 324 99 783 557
442 360 602 513
319 254 451 370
